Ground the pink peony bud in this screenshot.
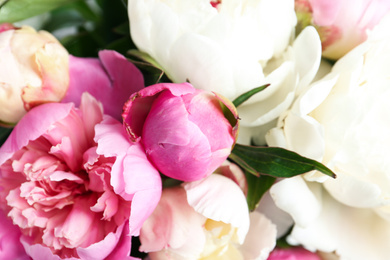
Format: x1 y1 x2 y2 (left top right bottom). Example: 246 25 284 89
268 247 322 260
122 82 239 182
0 25 69 125
295 0 390 60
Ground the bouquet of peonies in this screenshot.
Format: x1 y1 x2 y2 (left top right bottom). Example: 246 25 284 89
1 0 390 259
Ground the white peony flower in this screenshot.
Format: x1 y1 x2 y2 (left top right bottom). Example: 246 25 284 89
128 0 322 144
266 14 390 260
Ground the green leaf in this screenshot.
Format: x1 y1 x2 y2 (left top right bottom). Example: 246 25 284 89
245 171 275 211
0 0 77 23
229 144 336 178
232 84 269 107
0 127 12 146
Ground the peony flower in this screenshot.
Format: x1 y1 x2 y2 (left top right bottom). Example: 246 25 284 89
295 0 390 60
266 14 390 260
127 0 322 145
0 93 162 259
62 50 145 121
268 247 322 260
122 82 238 182
0 25 69 125
139 173 277 260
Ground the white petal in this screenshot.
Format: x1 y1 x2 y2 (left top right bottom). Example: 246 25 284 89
183 174 249 243
288 189 390 260
239 212 277 260
270 177 322 227
292 26 322 95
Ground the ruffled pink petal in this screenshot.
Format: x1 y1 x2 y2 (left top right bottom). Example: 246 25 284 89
62 50 144 121
94 116 162 235
77 222 130 260
0 102 73 165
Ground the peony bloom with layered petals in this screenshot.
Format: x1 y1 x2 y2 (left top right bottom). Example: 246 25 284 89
266 14 390 260
122 82 238 182
128 0 323 145
295 0 390 60
139 173 277 260
0 93 162 259
0 24 69 125
62 50 145 121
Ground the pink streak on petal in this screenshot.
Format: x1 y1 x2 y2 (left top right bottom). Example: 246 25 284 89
0 23 16 32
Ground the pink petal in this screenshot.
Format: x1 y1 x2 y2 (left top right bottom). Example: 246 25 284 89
62 50 144 121
94 116 162 235
0 102 73 165
142 90 212 181
268 247 321 260
0 209 29 260
122 82 196 142
77 222 131 260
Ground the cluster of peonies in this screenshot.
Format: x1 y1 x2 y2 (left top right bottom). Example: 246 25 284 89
1 0 390 259
0 25 240 259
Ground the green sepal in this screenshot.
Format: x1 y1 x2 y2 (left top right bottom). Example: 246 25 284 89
232 84 269 107
229 144 336 178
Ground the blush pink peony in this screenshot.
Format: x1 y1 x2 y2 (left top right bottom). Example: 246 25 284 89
139 173 277 260
0 24 69 125
295 0 390 59
122 82 238 182
0 93 162 259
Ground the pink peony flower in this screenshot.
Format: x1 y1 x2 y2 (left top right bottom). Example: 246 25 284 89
0 93 162 259
0 24 69 125
62 50 145 121
122 82 239 182
268 247 321 260
295 0 390 59
139 173 276 260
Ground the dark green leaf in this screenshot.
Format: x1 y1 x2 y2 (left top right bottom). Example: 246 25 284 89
0 0 77 23
232 84 269 107
229 144 336 178
245 171 275 211
0 127 12 146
